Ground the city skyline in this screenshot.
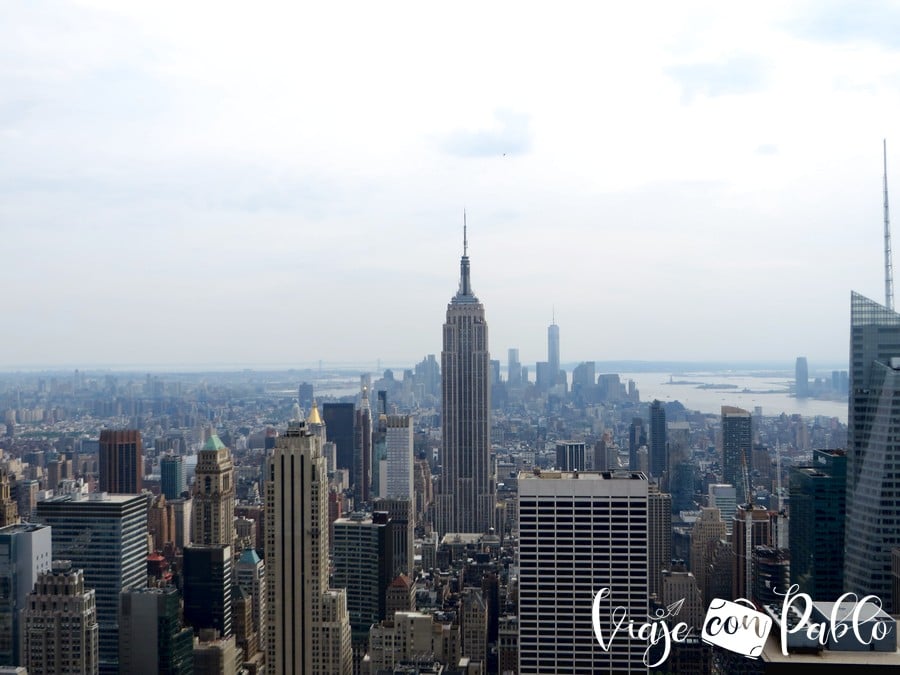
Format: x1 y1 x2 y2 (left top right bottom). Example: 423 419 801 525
3 3 900 367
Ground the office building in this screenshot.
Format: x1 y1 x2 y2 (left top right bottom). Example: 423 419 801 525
649 400 667 480
790 449 847 599
366 611 461 672
385 415 414 499
183 544 232 638
99 429 142 494
518 470 648 673
160 455 185 501
353 387 373 505
191 434 235 548
332 512 395 639
796 356 809 399
648 485 672 599
234 548 265 654
119 586 194 675
668 421 694 512
265 422 351 674
507 348 522 387
323 402 355 476
628 418 645 472
845 292 900 608
0 523 51 667
436 233 494 536
555 441 586 471
0 470 18 528
690 506 728 605
192 630 238 675
708 484 737 535
22 561 99 675
299 382 314 412
548 320 560 384
732 504 772 601
721 407 752 504
373 497 414 577
35 492 148 674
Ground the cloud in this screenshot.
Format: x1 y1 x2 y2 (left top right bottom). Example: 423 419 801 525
667 56 769 103
440 109 532 158
756 144 778 155
788 1 900 49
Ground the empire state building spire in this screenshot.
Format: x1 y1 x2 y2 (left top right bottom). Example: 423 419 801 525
456 212 477 302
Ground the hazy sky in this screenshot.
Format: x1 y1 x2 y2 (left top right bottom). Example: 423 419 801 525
3 1 899 369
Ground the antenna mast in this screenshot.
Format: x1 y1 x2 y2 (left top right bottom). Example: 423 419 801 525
885 139 894 310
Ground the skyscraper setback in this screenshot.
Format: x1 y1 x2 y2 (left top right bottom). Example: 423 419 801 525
436 230 494 536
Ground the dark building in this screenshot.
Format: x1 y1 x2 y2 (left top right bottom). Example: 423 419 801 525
354 392 373 505
789 449 847 599
722 407 752 504
323 402 355 474
649 400 667 480
119 586 194 675
555 441 586 471
298 382 314 411
99 429 143 494
160 455 184 501
182 544 232 639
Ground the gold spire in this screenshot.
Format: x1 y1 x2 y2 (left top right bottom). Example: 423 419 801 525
307 399 322 425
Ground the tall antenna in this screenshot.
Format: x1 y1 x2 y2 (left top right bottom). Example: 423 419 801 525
885 139 894 310
463 210 468 256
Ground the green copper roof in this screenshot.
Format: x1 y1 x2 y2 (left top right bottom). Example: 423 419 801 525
202 434 226 451
238 548 261 565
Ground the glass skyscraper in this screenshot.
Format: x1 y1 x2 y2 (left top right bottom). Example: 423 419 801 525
844 292 900 608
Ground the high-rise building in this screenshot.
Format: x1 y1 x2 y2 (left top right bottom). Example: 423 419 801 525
628 418 645 472
689 506 728 605
298 382 314 412
191 434 235 548
22 561 99 675
649 400 667 480
555 441 586 471
0 523 51 667
373 497 414 578
385 415 414 499
234 548 266 661
845 292 900 608
708 484 737 535
548 320 560 384
353 387 373 505
790 449 847 599
34 492 148 674
160 455 185 501
119 586 194 675
667 422 694 512
183 544 232 638
648 485 672 599
265 422 351 674
507 348 522 387
99 429 143 494
332 512 395 640
721 407 752 504
732 504 772 601
323 403 355 476
436 233 493 536
518 470 648 673
0 470 18 528
795 356 809 399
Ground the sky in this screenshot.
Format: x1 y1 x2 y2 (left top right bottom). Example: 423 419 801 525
3 1 900 370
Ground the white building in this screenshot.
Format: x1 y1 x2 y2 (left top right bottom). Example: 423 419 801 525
518 470 649 674
385 415 414 499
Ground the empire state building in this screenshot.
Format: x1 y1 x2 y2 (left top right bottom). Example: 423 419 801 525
436 228 494 536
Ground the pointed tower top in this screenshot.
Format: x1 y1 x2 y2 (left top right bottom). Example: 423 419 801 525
453 211 478 303
307 399 322 425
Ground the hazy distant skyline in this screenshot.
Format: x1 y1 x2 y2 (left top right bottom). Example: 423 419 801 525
3 2 899 367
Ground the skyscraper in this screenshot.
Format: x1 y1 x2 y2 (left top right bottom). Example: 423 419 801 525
265 422 351 674
119 586 194 675
99 429 143 494
518 470 649 673
183 544 233 638
0 523 51 667
436 230 493 536
795 356 809 399
548 319 560 384
35 492 148 675
721 406 752 504
648 399 667 480
790 449 846 599
844 292 900 607
160 454 185 501
191 434 235 547
323 403 355 475
22 561 99 675
353 387 373 505
384 415 414 499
